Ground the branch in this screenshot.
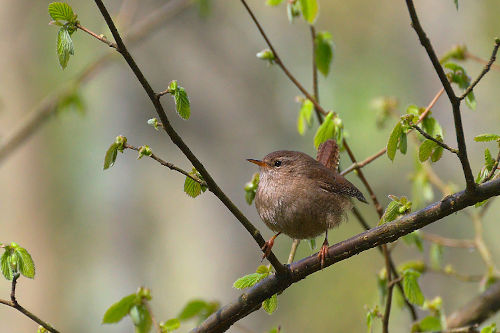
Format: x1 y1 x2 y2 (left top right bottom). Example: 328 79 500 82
92 0 286 275
420 232 475 248
309 26 323 123
124 143 207 186
447 281 500 329
0 274 60 333
76 23 117 48
404 0 475 190
193 178 500 332
0 0 192 164
459 39 500 101
411 125 459 154
483 149 500 183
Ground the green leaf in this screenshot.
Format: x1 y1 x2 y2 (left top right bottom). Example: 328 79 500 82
399 132 407 154
102 294 137 324
366 310 374 333
56 90 85 115
398 260 425 274
299 0 318 24
177 300 207 321
57 27 74 69
244 173 259 205
430 145 444 163
103 143 119 170
481 323 497 333
402 231 424 252
315 31 333 77
297 99 314 135
15 247 35 278
465 91 476 110
174 87 190 120
1 250 13 280
429 243 443 270
417 315 442 331
137 145 152 160
256 265 270 274
485 148 495 170
184 177 202 198
379 201 401 225
37 326 49 333
314 112 340 149
266 0 284 6
48 2 75 22
262 294 277 314
286 1 301 23
474 134 500 142
308 238 316 251
129 304 152 333
453 0 458 10
160 318 180 332
402 269 425 306
387 122 402 161
233 272 267 289
419 139 437 162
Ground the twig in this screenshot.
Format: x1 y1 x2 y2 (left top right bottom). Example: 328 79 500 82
287 239 301 265
93 0 286 276
483 149 500 183
471 212 499 274
309 26 323 123
76 23 117 48
404 0 475 191
420 232 475 248
193 178 500 332
411 125 459 154
124 143 206 186
466 52 500 72
0 275 60 333
430 268 483 283
382 245 393 333
459 39 500 100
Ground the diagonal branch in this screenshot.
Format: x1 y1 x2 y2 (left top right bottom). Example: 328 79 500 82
92 0 286 275
411 125 459 154
193 178 500 332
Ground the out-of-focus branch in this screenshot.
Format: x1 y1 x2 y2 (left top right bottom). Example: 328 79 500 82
92 0 286 275
421 232 475 248
447 281 500 329
193 178 500 332
466 52 500 72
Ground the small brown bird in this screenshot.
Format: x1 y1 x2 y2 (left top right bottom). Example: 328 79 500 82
248 140 367 267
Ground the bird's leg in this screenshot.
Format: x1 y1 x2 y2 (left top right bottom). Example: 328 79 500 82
318 230 329 269
261 232 281 261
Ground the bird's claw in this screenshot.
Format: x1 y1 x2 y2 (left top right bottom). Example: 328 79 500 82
318 239 329 269
261 239 275 261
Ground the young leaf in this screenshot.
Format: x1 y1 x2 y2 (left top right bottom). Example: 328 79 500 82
262 294 277 314
244 173 260 205
137 145 152 160
160 318 180 332
233 272 267 289
103 143 119 170
474 134 500 142
315 31 333 77
48 2 75 22
431 145 444 163
418 139 437 162
417 315 442 331
429 243 443 270
256 265 270 274
174 87 190 120
177 300 207 321
308 238 316 251
465 91 476 110
453 0 458 10
399 132 407 154
379 201 401 225
184 177 202 198
129 304 152 333
314 112 339 149
57 27 74 69
485 148 495 170
481 323 496 333
286 1 301 23
102 294 137 324
14 247 35 279
297 99 314 135
266 0 285 5
402 269 425 306
387 122 402 161
1 250 13 280
299 0 318 24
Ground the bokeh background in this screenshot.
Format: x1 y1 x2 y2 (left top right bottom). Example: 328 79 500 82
1 0 499 332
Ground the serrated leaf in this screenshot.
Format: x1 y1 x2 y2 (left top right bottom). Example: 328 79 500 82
15 247 35 278
102 294 137 324
314 112 336 149
266 0 284 6
379 200 401 225
315 31 333 77
402 269 425 306
177 300 207 321
161 318 180 332
48 2 75 22
103 142 119 170
465 91 476 110
430 243 443 270
474 134 500 142
431 145 444 163
184 176 202 198
256 265 270 274
297 99 314 135
419 139 437 162
387 122 402 161
485 148 495 170
399 132 407 154
174 87 190 120
299 0 318 24
57 27 74 69
129 304 152 333
262 294 277 314
233 273 267 289
418 315 442 331
1 251 13 280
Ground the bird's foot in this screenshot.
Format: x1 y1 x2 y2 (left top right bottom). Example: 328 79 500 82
261 233 280 261
318 238 329 269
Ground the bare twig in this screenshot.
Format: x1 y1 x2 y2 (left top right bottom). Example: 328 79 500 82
309 26 323 123
459 39 500 100
93 0 286 275
76 23 117 48
411 125 459 154
466 52 500 72
421 232 475 248
124 144 207 186
287 239 301 265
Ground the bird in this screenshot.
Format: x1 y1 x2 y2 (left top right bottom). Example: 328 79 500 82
247 140 367 268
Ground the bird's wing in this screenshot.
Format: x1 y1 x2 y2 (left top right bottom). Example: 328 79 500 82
310 167 368 203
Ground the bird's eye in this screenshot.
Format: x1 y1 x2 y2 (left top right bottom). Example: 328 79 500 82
274 160 282 167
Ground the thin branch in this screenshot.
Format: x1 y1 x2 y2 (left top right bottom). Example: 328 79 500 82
0 275 60 333
287 239 300 265
309 26 323 123
466 52 500 72
404 0 475 191
93 0 286 275
124 144 206 186
193 178 500 332
382 246 394 333
411 125 459 154
421 232 475 248
483 149 500 183
76 23 117 49
471 212 499 274
459 39 500 100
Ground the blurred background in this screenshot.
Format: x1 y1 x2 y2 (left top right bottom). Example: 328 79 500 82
0 0 499 331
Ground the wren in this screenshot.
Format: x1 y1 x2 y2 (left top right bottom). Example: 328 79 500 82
248 140 367 267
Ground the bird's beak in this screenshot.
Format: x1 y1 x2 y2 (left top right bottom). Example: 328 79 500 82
247 159 267 167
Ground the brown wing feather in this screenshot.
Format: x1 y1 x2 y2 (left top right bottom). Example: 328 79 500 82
316 140 340 172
